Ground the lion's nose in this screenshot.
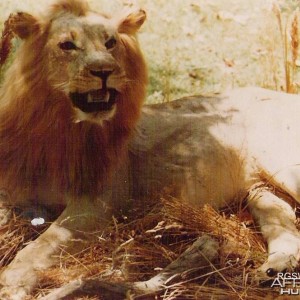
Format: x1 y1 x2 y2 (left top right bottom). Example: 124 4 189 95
90 70 113 80
86 52 117 77
90 70 113 89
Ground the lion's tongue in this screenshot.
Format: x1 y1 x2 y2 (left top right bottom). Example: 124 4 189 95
88 89 109 103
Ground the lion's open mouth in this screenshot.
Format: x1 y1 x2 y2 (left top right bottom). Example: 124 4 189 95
70 89 118 113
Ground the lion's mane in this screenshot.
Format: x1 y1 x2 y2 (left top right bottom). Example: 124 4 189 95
0 0 147 198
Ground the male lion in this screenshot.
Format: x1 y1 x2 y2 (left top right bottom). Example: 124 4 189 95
1 0 300 299
0 0 147 298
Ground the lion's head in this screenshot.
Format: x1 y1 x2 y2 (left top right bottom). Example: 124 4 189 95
0 0 147 197
1 0 147 125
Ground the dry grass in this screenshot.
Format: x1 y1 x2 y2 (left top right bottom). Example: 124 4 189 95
1 198 276 299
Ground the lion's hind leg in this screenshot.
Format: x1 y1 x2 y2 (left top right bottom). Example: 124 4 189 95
248 186 300 278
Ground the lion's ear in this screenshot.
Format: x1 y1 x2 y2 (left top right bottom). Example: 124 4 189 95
9 12 40 39
118 9 146 35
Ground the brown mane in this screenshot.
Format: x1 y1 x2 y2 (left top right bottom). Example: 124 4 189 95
0 0 147 198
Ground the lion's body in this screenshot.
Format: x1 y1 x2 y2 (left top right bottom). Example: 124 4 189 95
127 87 300 278
131 88 300 207
131 92 250 208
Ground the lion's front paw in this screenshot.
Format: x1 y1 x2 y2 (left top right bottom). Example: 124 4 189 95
0 263 37 300
257 230 300 281
0 285 29 300
256 251 299 283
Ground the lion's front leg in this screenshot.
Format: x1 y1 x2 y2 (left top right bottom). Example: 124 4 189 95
0 195 112 299
0 222 73 300
248 186 300 279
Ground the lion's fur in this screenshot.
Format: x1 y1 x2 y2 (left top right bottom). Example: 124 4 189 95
51 0 89 17
0 0 147 199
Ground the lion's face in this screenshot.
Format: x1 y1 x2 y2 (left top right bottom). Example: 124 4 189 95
45 12 127 123
7 1 147 125
0 0 147 197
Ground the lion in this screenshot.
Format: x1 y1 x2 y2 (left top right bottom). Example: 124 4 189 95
1 0 300 299
0 0 147 298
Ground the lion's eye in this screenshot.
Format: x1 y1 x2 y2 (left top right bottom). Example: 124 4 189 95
59 41 77 51
105 37 117 50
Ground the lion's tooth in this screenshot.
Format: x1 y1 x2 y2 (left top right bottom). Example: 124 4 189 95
104 91 110 103
87 93 93 103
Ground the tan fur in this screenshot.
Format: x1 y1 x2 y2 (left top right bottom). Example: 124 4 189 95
128 88 300 280
51 0 89 16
